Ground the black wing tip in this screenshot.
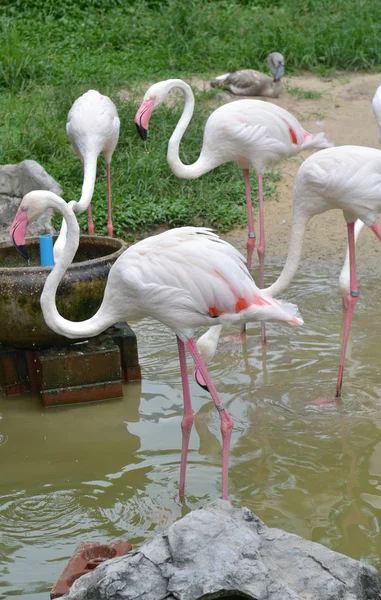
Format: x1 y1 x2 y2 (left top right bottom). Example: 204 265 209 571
135 123 148 141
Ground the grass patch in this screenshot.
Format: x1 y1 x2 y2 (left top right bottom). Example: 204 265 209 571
1 0 380 238
284 83 323 100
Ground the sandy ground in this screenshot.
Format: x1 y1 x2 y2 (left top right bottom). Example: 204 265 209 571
193 72 381 280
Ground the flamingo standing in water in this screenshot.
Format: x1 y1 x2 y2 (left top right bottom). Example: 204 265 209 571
263 143 381 398
10 191 303 499
55 90 120 260
134 79 331 341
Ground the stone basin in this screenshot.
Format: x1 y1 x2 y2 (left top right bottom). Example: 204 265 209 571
0 235 127 348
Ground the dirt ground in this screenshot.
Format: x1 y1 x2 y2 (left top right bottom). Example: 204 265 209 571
193 72 381 280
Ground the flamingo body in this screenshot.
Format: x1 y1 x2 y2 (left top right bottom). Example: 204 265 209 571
10 191 303 499
67 90 120 167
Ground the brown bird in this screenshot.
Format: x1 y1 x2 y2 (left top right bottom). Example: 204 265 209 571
210 52 285 98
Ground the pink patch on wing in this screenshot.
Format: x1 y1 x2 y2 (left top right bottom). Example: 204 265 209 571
253 295 270 306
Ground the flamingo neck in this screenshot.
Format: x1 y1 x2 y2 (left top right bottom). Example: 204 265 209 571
75 152 98 213
40 193 116 339
166 80 212 179
264 207 309 297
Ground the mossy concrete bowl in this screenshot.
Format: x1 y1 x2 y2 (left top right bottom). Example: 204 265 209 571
0 235 127 348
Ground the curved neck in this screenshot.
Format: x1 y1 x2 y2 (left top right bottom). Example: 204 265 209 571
75 153 98 213
40 193 115 339
166 80 212 179
264 208 309 297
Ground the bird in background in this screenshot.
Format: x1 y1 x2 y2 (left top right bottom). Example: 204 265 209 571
10 191 303 500
54 90 120 261
134 78 332 342
210 52 285 99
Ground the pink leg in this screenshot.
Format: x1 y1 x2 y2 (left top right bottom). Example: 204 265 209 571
87 204 95 236
370 221 381 241
243 169 256 272
257 173 266 344
186 339 234 500
106 163 113 237
176 337 194 498
336 222 358 398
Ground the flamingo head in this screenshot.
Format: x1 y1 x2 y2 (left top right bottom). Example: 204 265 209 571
134 81 172 140
10 191 54 260
267 52 285 82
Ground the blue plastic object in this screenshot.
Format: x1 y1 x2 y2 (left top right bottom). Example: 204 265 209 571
39 234 54 267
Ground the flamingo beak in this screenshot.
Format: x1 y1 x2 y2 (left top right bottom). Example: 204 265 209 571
10 209 29 260
134 98 155 140
193 364 210 393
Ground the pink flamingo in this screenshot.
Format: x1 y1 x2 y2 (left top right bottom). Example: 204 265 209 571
134 78 331 342
264 143 381 398
10 191 303 499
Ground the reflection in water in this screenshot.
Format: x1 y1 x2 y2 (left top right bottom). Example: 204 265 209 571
1 266 381 598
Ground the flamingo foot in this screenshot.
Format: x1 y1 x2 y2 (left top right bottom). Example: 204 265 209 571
312 396 341 408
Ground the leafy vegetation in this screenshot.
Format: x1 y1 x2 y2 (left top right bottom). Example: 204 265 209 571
0 0 380 237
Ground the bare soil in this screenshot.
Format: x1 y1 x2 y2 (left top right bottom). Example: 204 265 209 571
197 73 381 279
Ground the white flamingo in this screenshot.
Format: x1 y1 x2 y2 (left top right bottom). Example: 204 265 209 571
10 191 303 500
210 52 285 98
54 90 120 261
134 78 331 341
263 144 381 398
338 86 381 303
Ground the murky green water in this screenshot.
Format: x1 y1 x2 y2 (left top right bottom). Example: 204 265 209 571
1 265 381 599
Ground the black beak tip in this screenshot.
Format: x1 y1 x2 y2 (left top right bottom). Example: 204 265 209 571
15 243 29 260
135 123 148 141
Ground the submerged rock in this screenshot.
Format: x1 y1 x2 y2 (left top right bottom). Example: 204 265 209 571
0 159 61 241
62 499 381 600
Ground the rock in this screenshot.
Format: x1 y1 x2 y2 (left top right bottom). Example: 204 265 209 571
62 500 381 600
0 159 62 241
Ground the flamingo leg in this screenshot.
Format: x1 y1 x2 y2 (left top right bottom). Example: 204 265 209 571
176 336 194 498
106 163 113 237
243 169 256 272
257 172 266 345
186 339 234 500
87 204 95 236
336 222 358 398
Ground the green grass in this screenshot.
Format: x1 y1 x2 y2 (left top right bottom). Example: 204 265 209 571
284 83 323 100
1 0 380 238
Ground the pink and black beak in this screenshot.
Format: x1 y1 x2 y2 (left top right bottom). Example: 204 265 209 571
134 98 155 141
10 209 29 260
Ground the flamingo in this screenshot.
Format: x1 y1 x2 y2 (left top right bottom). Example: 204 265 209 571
337 87 381 303
263 144 381 399
134 78 332 341
10 190 303 500
54 90 120 260
210 52 285 98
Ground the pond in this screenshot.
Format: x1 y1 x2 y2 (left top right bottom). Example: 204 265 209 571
1 264 381 599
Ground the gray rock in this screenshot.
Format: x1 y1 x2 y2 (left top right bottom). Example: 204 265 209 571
62 500 381 600
0 159 62 241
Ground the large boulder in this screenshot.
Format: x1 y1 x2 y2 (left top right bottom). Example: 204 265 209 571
62 499 381 600
0 159 61 241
